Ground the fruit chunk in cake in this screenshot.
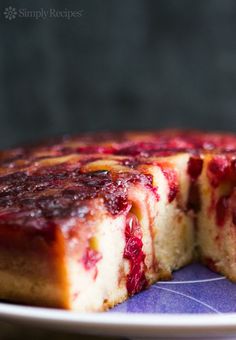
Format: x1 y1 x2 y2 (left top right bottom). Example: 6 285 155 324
0 130 236 311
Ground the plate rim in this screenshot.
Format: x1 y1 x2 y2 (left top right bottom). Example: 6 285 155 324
0 303 236 336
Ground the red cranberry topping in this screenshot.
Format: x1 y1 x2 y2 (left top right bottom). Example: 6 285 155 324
0 163 156 244
187 157 203 180
115 143 151 157
2 131 236 167
82 248 102 271
216 195 229 226
208 156 230 187
76 146 116 154
123 213 147 296
115 142 192 157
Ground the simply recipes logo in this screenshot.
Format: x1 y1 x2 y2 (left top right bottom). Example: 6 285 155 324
3 6 84 20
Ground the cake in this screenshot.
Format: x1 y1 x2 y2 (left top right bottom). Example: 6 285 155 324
0 130 235 311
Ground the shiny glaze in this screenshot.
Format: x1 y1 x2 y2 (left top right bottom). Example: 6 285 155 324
0 130 236 241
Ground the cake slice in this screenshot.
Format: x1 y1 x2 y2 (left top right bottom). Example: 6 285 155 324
0 148 195 310
0 154 160 311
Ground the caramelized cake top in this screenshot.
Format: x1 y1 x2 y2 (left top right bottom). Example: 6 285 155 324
0 155 157 241
0 130 236 241
1 130 236 166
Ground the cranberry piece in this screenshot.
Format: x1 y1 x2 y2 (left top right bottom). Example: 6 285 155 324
187 157 203 180
123 213 147 296
125 213 142 239
82 248 102 270
76 146 115 154
105 195 129 215
126 264 147 296
115 143 148 157
124 237 144 261
208 156 230 187
216 196 229 226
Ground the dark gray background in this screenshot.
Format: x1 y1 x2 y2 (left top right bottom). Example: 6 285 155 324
1 0 236 149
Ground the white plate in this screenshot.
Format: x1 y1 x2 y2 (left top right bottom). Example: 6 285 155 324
1 264 236 339
1 304 236 339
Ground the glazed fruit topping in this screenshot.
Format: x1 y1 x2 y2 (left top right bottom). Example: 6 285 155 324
75 146 116 154
187 156 203 180
207 156 231 187
116 143 154 157
115 142 191 157
0 164 156 232
123 213 147 296
2 131 236 168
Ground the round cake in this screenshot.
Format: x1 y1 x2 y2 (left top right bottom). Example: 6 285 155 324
0 130 235 311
